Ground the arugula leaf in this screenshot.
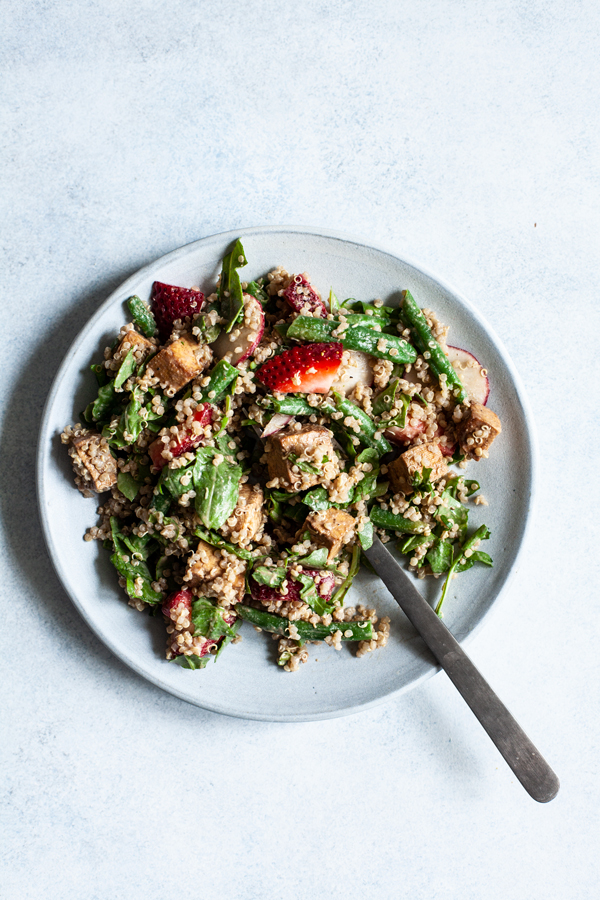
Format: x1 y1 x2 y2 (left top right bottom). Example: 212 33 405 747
372 378 401 417
251 566 288 588
219 239 247 332
295 572 333 617
191 598 239 641
399 534 432 554
84 381 116 424
435 488 469 539
174 654 210 670
454 550 493 574
108 517 162 605
192 448 242 530
357 519 374 550
302 486 333 511
194 297 222 344
425 538 453 573
293 547 329 568
193 527 255 561
328 288 339 314
117 472 140 502
157 459 195 498
287 452 321 475
435 525 492 616
245 280 269 307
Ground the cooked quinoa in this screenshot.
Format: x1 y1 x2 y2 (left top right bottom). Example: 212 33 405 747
62 239 500 671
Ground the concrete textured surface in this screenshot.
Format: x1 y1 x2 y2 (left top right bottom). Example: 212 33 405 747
1 1 598 898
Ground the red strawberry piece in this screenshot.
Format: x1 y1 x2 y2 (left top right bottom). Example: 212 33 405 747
149 403 213 470
249 568 335 606
162 589 193 621
435 425 457 458
151 281 205 339
284 275 327 317
257 342 343 394
385 420 427 444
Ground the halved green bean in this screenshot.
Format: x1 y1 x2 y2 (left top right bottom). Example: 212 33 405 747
198 359 239 402
127 295 157 338
235 604 374 642
287 316 417 364
332 392 391 455
400 291 468 403
369 506 427 533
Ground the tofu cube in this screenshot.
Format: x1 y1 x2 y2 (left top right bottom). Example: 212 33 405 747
455 402 501 460
304 508 355 562
148 334 212 395
266 425 337 490
220 484 265 546
184 540 247 606
70 431 117 493
184 540 222 586
388 441 449 495
117 329 155 363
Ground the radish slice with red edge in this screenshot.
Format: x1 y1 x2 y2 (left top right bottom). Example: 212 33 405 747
212 293 265 366
261 414 294 437
446 346 490 405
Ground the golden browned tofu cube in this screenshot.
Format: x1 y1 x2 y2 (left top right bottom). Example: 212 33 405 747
148 334 212 395
266 425 338 490
456 402 501 460
220 484 265 546
304 508 355 562
70 431 117 493
183 540 247 606
388 441 449 495
184 540 222 586
117 329 155 362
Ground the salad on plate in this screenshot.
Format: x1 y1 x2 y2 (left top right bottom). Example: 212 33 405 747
61 240 502 672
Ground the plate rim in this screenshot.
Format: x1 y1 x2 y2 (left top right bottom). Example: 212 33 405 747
36 224 538 721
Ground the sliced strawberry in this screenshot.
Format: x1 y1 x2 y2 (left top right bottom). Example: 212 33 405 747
149 403 213 470
435 425 457 458
385 420 427 444
284 275 327 317
162 588 193 620
257 342 342 394
151 281 205 340
250 568 335 606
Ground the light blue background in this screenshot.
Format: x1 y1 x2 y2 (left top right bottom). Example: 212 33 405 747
1 2 598 898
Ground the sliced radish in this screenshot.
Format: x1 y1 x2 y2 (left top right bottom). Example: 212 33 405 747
212 293 265 366
331 350 374 396
261 413 294 437
446 346 489 405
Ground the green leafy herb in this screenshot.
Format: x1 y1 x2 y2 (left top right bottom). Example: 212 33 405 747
425 538 453 573
251 566 288 588
436 525 492 616
117 471 140 502
193 527 255 561
219 239 247 332
192 448 242 530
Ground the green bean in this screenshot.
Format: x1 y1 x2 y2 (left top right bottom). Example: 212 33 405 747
400 290 468 403
369 507 427 533
235 604 374 642
198 359 239 403
286 316 417 364
127 295 157 338
332 392 391 455
272 396 317 416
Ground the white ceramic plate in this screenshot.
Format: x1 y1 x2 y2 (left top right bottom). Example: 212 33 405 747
37 226 536 721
